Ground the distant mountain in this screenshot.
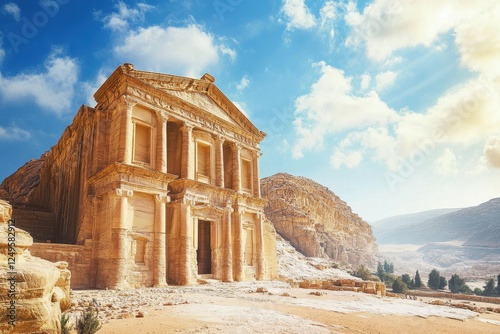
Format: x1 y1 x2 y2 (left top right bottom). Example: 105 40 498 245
376 198 500 247
377 198 500 279
371 208 461 228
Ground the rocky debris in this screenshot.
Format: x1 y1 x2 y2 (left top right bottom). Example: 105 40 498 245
67 288 190 323
261 173 377 268
276 231 358 281
0 200 71 334
427 299 500 314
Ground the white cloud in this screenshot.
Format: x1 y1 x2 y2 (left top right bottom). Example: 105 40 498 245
331 127 398 170
455 4 500 76
330 149 362 169
483 136 500 168
0 50 79 115
3 3 21 22
233 101 250 117
218 44 236 61
434 148 458 175
98 1 154 31
293 63 500 174
375 71 397 91
292 62 397 158
0 125 31 141
320 1 336 27
0 37 5 65
345 0 498 64
360 73 371 90
395 78 500 156
236 75 250 91
319 1 337 51
280 0 316 30
82 69 109 106
114 24 233 78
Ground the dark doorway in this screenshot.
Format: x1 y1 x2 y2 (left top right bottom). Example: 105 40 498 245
197 221 212 274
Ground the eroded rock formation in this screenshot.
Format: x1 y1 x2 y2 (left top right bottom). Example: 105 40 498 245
0 200 71 334
261 173 377 268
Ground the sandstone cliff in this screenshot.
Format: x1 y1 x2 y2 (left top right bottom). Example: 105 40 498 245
261 173 377 268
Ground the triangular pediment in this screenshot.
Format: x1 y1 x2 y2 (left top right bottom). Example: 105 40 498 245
126 69 261 137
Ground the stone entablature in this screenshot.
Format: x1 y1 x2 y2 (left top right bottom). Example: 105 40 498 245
1 64 278 289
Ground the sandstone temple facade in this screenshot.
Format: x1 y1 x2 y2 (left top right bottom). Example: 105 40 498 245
0 64 278 289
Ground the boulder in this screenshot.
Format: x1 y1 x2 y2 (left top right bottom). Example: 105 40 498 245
0 200 71 334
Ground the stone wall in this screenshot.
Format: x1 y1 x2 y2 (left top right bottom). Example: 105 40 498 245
30 242 92 289
407 290 500 305
261 173 378 268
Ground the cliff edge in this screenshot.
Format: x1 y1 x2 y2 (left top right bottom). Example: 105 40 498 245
261 173 377 268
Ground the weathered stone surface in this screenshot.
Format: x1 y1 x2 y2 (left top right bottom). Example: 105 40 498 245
0 200 71 334
261 173 377 268
0 158 45 205
0 64 277 289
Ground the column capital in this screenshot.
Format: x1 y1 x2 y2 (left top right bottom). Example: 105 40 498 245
155 193 171 203
117 95 136 109
180 121 195 132
115 188 133 198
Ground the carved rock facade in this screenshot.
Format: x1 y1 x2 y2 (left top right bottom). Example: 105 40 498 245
0 200 71 333
261 173 377 268
0 64 277 288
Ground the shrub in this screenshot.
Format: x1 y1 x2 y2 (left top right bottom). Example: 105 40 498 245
473 288 483 295
61 312 73 334
75 306 102 334
353 265 372 280
392 277 408 294
483 279 496 296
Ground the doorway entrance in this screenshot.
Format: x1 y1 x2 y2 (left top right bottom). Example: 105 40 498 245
197 220 212 274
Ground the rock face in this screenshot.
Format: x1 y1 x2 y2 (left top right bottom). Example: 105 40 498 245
0 200 71 334
261 173 377 268
0 64 277 289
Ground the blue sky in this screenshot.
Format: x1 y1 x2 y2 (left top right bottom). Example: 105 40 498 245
1 0 499 221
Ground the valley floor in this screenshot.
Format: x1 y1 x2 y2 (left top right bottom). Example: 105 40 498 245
67 281 500 334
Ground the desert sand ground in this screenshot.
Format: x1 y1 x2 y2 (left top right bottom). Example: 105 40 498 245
67 280 500 334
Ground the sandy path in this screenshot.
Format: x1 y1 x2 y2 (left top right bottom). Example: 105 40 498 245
68 281 500 334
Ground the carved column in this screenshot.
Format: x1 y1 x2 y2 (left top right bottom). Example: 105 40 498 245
232 144 242 192
154 194 170 287
117 97 135 164
232 206 244 281
180 123 195 179
90 196 101 288
215 136 225 188
253 151 262 197
223 201 233 282
112 188 133 289
179 199 194 285
255 213 265 280
157 115 169 173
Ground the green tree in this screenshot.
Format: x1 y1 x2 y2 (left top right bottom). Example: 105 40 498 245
428 269 440 290
497 274 500 295
414 270 422 288
383 260 394 274
474 288 483 295
392 277 409 294
377 262 384 280
483 279 496 296
353 265 372 280
439 275 447 289
448 274 471 294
